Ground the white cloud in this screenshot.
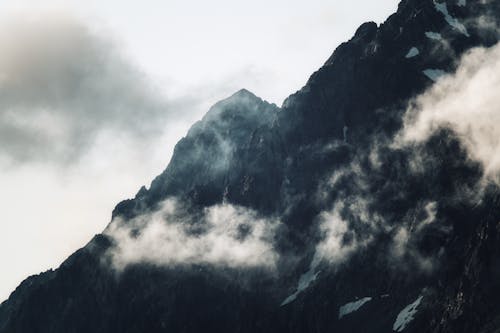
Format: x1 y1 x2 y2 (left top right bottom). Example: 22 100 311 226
104 199 279 270
314 203 361 266
399 44 500 184
390 201 440 273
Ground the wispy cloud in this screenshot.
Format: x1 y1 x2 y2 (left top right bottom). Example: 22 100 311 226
104 199 279 270
0 11 199 166
399 44 500 185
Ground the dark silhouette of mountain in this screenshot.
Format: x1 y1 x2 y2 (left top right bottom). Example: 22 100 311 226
2 0 500 332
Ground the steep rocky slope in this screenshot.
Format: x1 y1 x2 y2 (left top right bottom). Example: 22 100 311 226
2 0 500 332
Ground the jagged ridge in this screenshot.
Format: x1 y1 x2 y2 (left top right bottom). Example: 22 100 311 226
2 1 500 332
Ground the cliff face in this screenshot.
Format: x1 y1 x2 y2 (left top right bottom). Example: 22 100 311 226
2 1 500 332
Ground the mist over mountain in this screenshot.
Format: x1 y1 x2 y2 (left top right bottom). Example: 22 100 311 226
2 0 500 332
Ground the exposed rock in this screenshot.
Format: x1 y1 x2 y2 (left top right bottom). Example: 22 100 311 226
2 0 500 332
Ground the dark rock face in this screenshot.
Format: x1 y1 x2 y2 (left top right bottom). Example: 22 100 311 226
3 0 500 332
113 88 281 217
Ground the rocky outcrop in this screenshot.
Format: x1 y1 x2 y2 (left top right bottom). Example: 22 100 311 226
2 1 500 332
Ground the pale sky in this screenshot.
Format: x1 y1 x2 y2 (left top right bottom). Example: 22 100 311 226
0 0 399 301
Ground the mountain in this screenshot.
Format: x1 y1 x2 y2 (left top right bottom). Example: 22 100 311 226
2 0 500 332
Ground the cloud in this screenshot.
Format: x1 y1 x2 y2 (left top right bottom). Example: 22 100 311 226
314 166 443 274
0 11 195 165
399 43 500 185
313 202 371 267
310 158 383 269
104 198 279 270
389 201 441 273
307 131 453 274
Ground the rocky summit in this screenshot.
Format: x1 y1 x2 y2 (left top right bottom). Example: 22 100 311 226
2 0 500 332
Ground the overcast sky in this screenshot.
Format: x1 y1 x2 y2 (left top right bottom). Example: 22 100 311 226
0 0 399 301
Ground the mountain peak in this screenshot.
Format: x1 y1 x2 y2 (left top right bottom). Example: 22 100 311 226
219 88 274 107
4 1 500 332
205 88 278 120
232 88 257 99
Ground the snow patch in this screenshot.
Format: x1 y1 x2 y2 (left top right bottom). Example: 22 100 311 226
457 0 466 6
423 69 446 82
434 1 469 36
405 47 420 58
393 296 423 332
281 268 320 306
338 297 373 319
425 31 443 40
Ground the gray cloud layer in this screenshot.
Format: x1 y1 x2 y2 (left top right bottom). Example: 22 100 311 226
0 13 182 165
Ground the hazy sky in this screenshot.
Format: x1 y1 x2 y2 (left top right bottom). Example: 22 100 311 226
0 0 399 301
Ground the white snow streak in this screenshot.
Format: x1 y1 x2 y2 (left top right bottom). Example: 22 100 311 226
338 297 373 319
393 296 423 332
405 47 420 59
281 267 320 306
423 69 446 82
434 1 469 36
425 31 443 40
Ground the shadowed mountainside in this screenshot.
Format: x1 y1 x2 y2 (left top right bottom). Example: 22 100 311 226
2 0 500 332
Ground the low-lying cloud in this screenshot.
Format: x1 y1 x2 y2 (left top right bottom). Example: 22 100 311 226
400 43 500 184
312 44 500 273
312 201 373 268
104 199 279 270
311 163 446 275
